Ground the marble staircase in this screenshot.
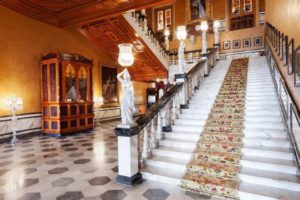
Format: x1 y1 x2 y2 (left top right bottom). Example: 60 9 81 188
141 57 300 200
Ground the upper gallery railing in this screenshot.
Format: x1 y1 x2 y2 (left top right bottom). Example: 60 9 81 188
265 23 300 168
123 11 169 69
168 48 216 66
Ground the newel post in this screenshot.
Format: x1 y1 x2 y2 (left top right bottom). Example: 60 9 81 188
175 74 188 109
115 127 143 186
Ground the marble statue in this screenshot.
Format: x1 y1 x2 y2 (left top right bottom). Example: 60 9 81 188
178 40 186 74
117 69 137 127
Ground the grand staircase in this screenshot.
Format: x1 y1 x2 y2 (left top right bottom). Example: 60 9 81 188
141 56 300 200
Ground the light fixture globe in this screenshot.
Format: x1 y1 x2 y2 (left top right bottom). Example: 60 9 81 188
200 21 208 31
213 20 220 29
118 43 134 67
176 26 187 40
164 28 170 37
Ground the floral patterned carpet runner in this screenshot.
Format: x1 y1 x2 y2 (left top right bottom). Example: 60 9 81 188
181 58 249 199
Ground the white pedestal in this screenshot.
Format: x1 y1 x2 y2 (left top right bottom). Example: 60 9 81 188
116 129 142 185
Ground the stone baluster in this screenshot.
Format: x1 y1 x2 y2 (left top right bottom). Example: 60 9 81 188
157 112 163 140
150 118 158 149
176 92 181 118
171 99 176 124
167 102 172 127
142 124 151 158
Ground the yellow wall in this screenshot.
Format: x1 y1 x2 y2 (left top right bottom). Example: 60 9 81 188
0 5 149 116
266 0 300 47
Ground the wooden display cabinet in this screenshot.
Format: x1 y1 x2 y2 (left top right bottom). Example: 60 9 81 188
41 53 94 136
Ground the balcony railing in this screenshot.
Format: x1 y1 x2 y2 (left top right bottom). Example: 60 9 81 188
265 37 300 169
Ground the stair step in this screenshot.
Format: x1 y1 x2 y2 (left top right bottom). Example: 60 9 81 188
147 155 298 175
159 138 197 149
142 164 300 199
164 131 199 141
152 146 293 161
171 125 203 133
241 168 300 184
240 182 300 200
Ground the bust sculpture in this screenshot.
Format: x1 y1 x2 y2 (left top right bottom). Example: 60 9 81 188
117 69 137 128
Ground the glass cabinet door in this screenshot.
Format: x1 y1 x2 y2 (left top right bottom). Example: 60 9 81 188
65 64 76 102
78 66 88 101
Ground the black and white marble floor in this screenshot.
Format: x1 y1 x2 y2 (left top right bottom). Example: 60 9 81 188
0 121 217 200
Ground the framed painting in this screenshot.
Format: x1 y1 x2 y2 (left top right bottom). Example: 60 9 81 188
233 40 241 49
186 0 212 23
243 38 251 48
244 0 252 13
232 0 241 15
254 36 262 46
157 10 164 31
102 65 118 105
223 41 231 50
165 9 172 29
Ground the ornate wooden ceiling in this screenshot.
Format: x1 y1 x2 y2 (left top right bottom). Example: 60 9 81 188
0 0 175 27
80 16 168 81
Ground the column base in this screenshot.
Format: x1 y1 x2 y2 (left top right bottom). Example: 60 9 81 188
162 126 172 132
116 172 143 186
180 104 189 109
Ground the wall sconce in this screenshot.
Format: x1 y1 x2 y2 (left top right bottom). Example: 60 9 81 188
118 43 134 67
5 96 23 145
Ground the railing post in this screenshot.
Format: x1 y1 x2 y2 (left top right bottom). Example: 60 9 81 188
115 127 142 186
162 103 172 132
157 112 163 140
150 119 158 148
175 74 188 109
201 54 209 77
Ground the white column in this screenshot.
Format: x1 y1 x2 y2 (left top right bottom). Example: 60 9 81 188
214 26 220 60
202 30 207 54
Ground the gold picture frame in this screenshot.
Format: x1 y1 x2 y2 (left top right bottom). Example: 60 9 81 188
186 0 212 24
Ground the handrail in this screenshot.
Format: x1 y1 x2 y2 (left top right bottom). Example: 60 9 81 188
265 37 300 168
114 48 218 185
187 60 206 78
135 82 183 130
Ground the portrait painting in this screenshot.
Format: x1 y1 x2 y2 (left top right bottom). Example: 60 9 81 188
244 0 252 12
243 38 251 48
233 40 241 49
157 10 164 31
232 0 240 15
102 66 118 104
186 0 211 23
254 36 262 46
190 0 206 19
223 41 231 50
165 9 172 28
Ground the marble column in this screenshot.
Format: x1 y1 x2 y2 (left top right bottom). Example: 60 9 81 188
115 127 142 185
